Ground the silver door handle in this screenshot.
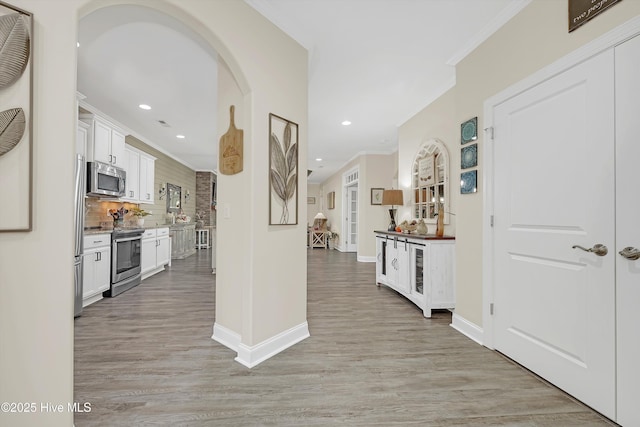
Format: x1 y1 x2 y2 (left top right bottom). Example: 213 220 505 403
619 246 640 260
572 244 608 256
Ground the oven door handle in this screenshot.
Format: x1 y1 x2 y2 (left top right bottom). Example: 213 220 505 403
113 235 142 244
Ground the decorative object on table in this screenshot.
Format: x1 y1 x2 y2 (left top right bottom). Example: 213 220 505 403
569 0 622 33
382 189 404 232
327 191 335 209
397 220 417 234
461 143 478 169
176 213 191 223
108 207 128 227
461 117 477 145
312 212 327 230
269 113 298 225
418 155 435 186
219 105 243 175
307 196 316 204
435 205 445 237
416 218 428 235
370 187 384 205
129 207 150 227
460 170 478 194
0 3 32 232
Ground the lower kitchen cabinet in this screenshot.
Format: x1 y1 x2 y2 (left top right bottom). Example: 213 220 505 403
82 234 111 307
141 227 170 280
170 223 196 259
375 231 455 318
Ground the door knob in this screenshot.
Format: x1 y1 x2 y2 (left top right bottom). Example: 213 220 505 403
619 246 640 260
572 244 608 256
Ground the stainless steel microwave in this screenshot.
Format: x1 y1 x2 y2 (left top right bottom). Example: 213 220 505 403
87 161 126 198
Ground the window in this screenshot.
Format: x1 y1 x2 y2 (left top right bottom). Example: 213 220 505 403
412 139 449 224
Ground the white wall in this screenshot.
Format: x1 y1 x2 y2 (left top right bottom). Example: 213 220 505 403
0 1 307 425
306 183 321 227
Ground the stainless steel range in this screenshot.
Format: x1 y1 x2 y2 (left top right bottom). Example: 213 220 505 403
104 228 144 297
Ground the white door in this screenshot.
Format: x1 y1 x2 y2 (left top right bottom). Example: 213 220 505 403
493 49 615 418
615 34 640 427
345 185 358 252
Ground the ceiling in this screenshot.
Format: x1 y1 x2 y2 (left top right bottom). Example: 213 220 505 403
77 1 529 183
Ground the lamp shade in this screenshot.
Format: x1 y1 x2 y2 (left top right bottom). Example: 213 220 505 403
382 189 404 206
314 212 327 220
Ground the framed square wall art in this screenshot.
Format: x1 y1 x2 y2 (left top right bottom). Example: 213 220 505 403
371 188 383 205
461 144 478 169
269 113 298 225
460 170 478 194
0 2 32 232
461 117 477 145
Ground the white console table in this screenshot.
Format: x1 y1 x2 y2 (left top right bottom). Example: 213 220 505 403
375 231 455 318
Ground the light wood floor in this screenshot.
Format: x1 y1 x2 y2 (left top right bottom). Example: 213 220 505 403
74 248 615 426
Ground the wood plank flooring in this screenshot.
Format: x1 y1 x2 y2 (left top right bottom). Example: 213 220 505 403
74 248 615 426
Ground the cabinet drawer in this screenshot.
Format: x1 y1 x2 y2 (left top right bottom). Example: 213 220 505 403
142 229 157 239
84 234 111 249
157 227 169 237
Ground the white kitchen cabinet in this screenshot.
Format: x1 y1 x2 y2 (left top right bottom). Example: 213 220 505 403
141 227 170 280
77 120 88 158
121 145 155 203
80 113 126 168
82 234 111 307
121 147 139 202
375 231 455 318
138 153 155 203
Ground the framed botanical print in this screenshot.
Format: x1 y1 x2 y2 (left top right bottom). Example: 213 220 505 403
371 188 383 205
269 113 298 225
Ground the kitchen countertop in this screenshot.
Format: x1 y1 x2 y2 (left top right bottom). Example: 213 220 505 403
374 230 455 240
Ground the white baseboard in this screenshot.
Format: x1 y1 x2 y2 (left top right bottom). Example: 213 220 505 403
450 313 484 345
141 265 165 281
235 322 310 368
212 322 241 352
357 255 376 263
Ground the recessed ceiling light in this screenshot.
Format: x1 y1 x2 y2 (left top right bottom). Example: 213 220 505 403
176 135 185 139
341 120 351 126
76 42 80 48
139 104 151 110
315 158 322 162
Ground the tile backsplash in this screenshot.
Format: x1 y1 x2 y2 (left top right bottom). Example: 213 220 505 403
84 197 144 229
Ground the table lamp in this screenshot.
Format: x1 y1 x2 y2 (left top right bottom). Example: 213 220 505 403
382 189 403 232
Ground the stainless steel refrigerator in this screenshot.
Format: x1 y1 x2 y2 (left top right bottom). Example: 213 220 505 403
74 154 85 317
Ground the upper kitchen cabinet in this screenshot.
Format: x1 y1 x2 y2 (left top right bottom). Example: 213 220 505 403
139 152 155 204
79 113 126 169
122 144 156 204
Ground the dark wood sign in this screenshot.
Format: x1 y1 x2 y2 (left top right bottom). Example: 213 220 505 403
569 0 622 32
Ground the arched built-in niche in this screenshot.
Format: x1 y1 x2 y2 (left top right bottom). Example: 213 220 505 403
411 138 450 224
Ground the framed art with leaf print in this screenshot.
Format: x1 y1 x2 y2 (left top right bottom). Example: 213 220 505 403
0 1 32 232
269 113 298 225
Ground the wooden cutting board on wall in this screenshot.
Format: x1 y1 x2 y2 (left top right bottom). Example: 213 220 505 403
219 105 243 175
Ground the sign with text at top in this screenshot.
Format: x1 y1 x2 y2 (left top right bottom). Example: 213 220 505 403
569 0 622 32
219 105 243 175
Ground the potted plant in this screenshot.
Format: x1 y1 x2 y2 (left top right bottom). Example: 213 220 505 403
327 230 339 250
129 207 151 226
